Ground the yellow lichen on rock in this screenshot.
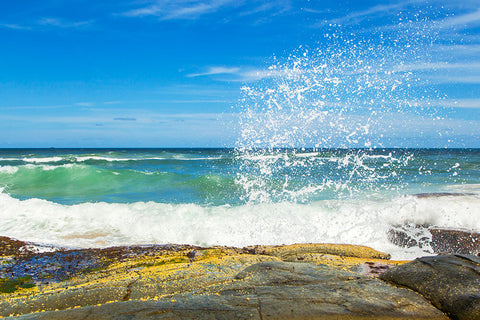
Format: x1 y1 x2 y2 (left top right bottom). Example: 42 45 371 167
0 242 446 319
247 243 392 260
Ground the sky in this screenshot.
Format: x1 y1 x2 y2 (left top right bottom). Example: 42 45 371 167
1 0 480 147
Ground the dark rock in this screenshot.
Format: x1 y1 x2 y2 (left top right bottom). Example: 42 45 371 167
388 225 480 255
0 237 30 256
413 193 475 198
380 254 480 320
360 261 395 277
387 225 432 251
430 229 480 255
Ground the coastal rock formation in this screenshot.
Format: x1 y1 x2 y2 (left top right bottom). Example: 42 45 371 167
0 238 448 319
387 225 480 256
381 254 480 320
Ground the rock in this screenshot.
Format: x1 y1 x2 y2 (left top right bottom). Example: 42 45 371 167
413 193 475 198
387 224 432 251
0 238 447 319
380 254 480 320
388 225 480 255
0 237 29 256
243 243 391 260
430 229 480 255
11 261 446 319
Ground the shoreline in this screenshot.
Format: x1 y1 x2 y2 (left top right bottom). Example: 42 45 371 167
1 236 479 319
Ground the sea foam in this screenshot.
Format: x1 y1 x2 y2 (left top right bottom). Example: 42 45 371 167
0 191 478 260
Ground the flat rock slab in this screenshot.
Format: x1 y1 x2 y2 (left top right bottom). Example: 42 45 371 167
9 261 446 319
381 254 480 320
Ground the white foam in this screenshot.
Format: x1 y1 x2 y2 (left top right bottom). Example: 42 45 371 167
0 166 19 174
0 192 478 260
22 157 65 163
75 156 140 162
294 152 319 158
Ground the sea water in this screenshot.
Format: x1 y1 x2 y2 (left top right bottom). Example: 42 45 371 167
0 148 479 259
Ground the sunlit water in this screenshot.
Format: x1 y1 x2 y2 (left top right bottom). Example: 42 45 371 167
0 148 479 260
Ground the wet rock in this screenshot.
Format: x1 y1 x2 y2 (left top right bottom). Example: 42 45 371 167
413 192 475 198
388 225 480 255
380 254 480 320
387 224 432 250
0 237 30 256
430 229 480 255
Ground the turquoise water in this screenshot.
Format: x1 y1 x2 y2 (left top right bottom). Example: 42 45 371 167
0 147 479 260
1 148 478 205
0 149 479 260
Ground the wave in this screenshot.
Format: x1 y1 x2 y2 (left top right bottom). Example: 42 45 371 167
0 192 478 259
0 164 239 205
0 155 226 164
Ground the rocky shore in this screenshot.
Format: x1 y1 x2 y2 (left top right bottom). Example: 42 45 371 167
0 236 479 319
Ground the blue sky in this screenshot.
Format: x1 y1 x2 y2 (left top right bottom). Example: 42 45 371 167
1 0 480 147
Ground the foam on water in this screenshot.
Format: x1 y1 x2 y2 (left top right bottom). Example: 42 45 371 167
0 190 478 259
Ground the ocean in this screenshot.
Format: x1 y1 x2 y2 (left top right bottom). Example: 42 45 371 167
0 147 479 259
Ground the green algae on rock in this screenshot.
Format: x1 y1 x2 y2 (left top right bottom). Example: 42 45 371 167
0 276 35 294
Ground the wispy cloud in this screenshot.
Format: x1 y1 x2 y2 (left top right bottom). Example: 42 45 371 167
114 117 137 121
320 0 418 26
75 102 95 107
437 7 480 28
187 66 241 77
1 112 225 125
428 75 480 84
0 104 69 110
405 98 480 109
187 65 281 81
435 99 480 108
392 61 480 72
38 17 94 29
120 0 293 22
0 17 94 31
0 23 32 30
433 44 480 57
1 101 99 110
121 0 236 20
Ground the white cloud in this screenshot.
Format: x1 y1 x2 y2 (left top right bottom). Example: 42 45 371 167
187 67 241 77
428 75 480 84
405 99 480 109
122 0 236 20
0 23 32 30
437 7 480 28
121 0 293 22
1 18 94 31
321 0 418 26
186 65 300 82
38 17 94 28
75 102 95 107
436 99 480 108
392 61 480 72
0 104 69 110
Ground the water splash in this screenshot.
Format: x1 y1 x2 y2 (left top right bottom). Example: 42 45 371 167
234 29 441 204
